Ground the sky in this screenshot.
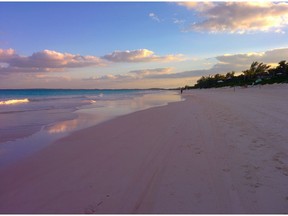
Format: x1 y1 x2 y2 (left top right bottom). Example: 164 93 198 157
1 1 288 89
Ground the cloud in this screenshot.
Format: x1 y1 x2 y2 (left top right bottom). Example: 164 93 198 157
34 74 72 81
149 13 161 22
83 67 174 82
0 49 106 73
84 74 127 81
83 73 134 82
129 67 173 78
216 47 288 67
178 2 288 33
102 49 185 63
0 48 16 60
149 67 221 79
173 18 185 24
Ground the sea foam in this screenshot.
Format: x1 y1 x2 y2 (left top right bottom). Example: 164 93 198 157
0 98 30 105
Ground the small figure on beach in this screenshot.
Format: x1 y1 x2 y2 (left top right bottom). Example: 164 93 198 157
180 88 183 94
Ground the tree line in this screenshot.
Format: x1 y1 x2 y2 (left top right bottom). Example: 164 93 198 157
188 60 288 89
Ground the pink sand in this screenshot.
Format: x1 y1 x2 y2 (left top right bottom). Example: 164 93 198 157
0 84 288 213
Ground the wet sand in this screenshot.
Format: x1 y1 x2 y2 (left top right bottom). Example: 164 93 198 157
0 84 288 213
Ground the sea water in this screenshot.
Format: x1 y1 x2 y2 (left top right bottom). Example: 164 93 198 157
0 89 182 168
0 89 144 141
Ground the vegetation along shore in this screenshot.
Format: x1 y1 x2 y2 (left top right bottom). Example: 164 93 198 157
187 60 288 89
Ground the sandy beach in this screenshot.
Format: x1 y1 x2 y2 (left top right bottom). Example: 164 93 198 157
1 84 288 213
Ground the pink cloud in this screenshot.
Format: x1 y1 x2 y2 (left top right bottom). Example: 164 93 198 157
0 49 106 73
0 48 17 60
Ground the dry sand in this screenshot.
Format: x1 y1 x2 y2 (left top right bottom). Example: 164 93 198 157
0 84 288 213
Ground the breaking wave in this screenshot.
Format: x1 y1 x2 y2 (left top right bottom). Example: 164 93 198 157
0 98 30 105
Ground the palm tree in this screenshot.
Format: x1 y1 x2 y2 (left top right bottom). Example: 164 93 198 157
243 61 270 80
275 60 288 75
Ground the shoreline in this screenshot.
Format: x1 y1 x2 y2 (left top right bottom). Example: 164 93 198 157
0 85 288 213
0 89 166 143
0 90 181 144
0 90 182 169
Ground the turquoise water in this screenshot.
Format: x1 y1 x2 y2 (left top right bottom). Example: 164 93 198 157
0 89 148 107
0 89 143 100
0 89 153 112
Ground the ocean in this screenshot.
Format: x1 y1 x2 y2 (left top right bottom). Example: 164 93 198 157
0 89 182 168
0 89 149 106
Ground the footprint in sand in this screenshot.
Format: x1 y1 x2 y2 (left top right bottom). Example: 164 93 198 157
194 147 202 155
222 168 230 172
273 152 288 176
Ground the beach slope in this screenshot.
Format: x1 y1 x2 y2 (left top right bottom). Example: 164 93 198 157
0 85 288 213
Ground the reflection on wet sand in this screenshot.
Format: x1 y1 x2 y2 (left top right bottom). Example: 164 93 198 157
46 91 182 134
45 92 181 134
46 119 80 134
45 113 112 134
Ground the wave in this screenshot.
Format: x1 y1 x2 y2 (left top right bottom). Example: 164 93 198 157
0 98 30 105
28 96 86 102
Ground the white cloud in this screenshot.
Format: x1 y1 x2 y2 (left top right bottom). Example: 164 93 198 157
149 12 161 22
178 2 288 34
173 18 185 24
102 49 185 63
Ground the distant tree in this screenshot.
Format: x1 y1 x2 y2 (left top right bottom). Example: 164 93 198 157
192 59 288 89
214 73 225 81
275 60 288 75
196 76 208 88
225 71 235 80
255 62 270 77
242 69 252 81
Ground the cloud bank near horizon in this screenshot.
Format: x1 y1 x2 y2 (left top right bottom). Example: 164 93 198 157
155 48 288 79
83 67 174 81
178 2 288 34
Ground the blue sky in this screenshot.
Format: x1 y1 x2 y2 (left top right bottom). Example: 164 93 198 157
1 3 183 55
1 2 288 88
